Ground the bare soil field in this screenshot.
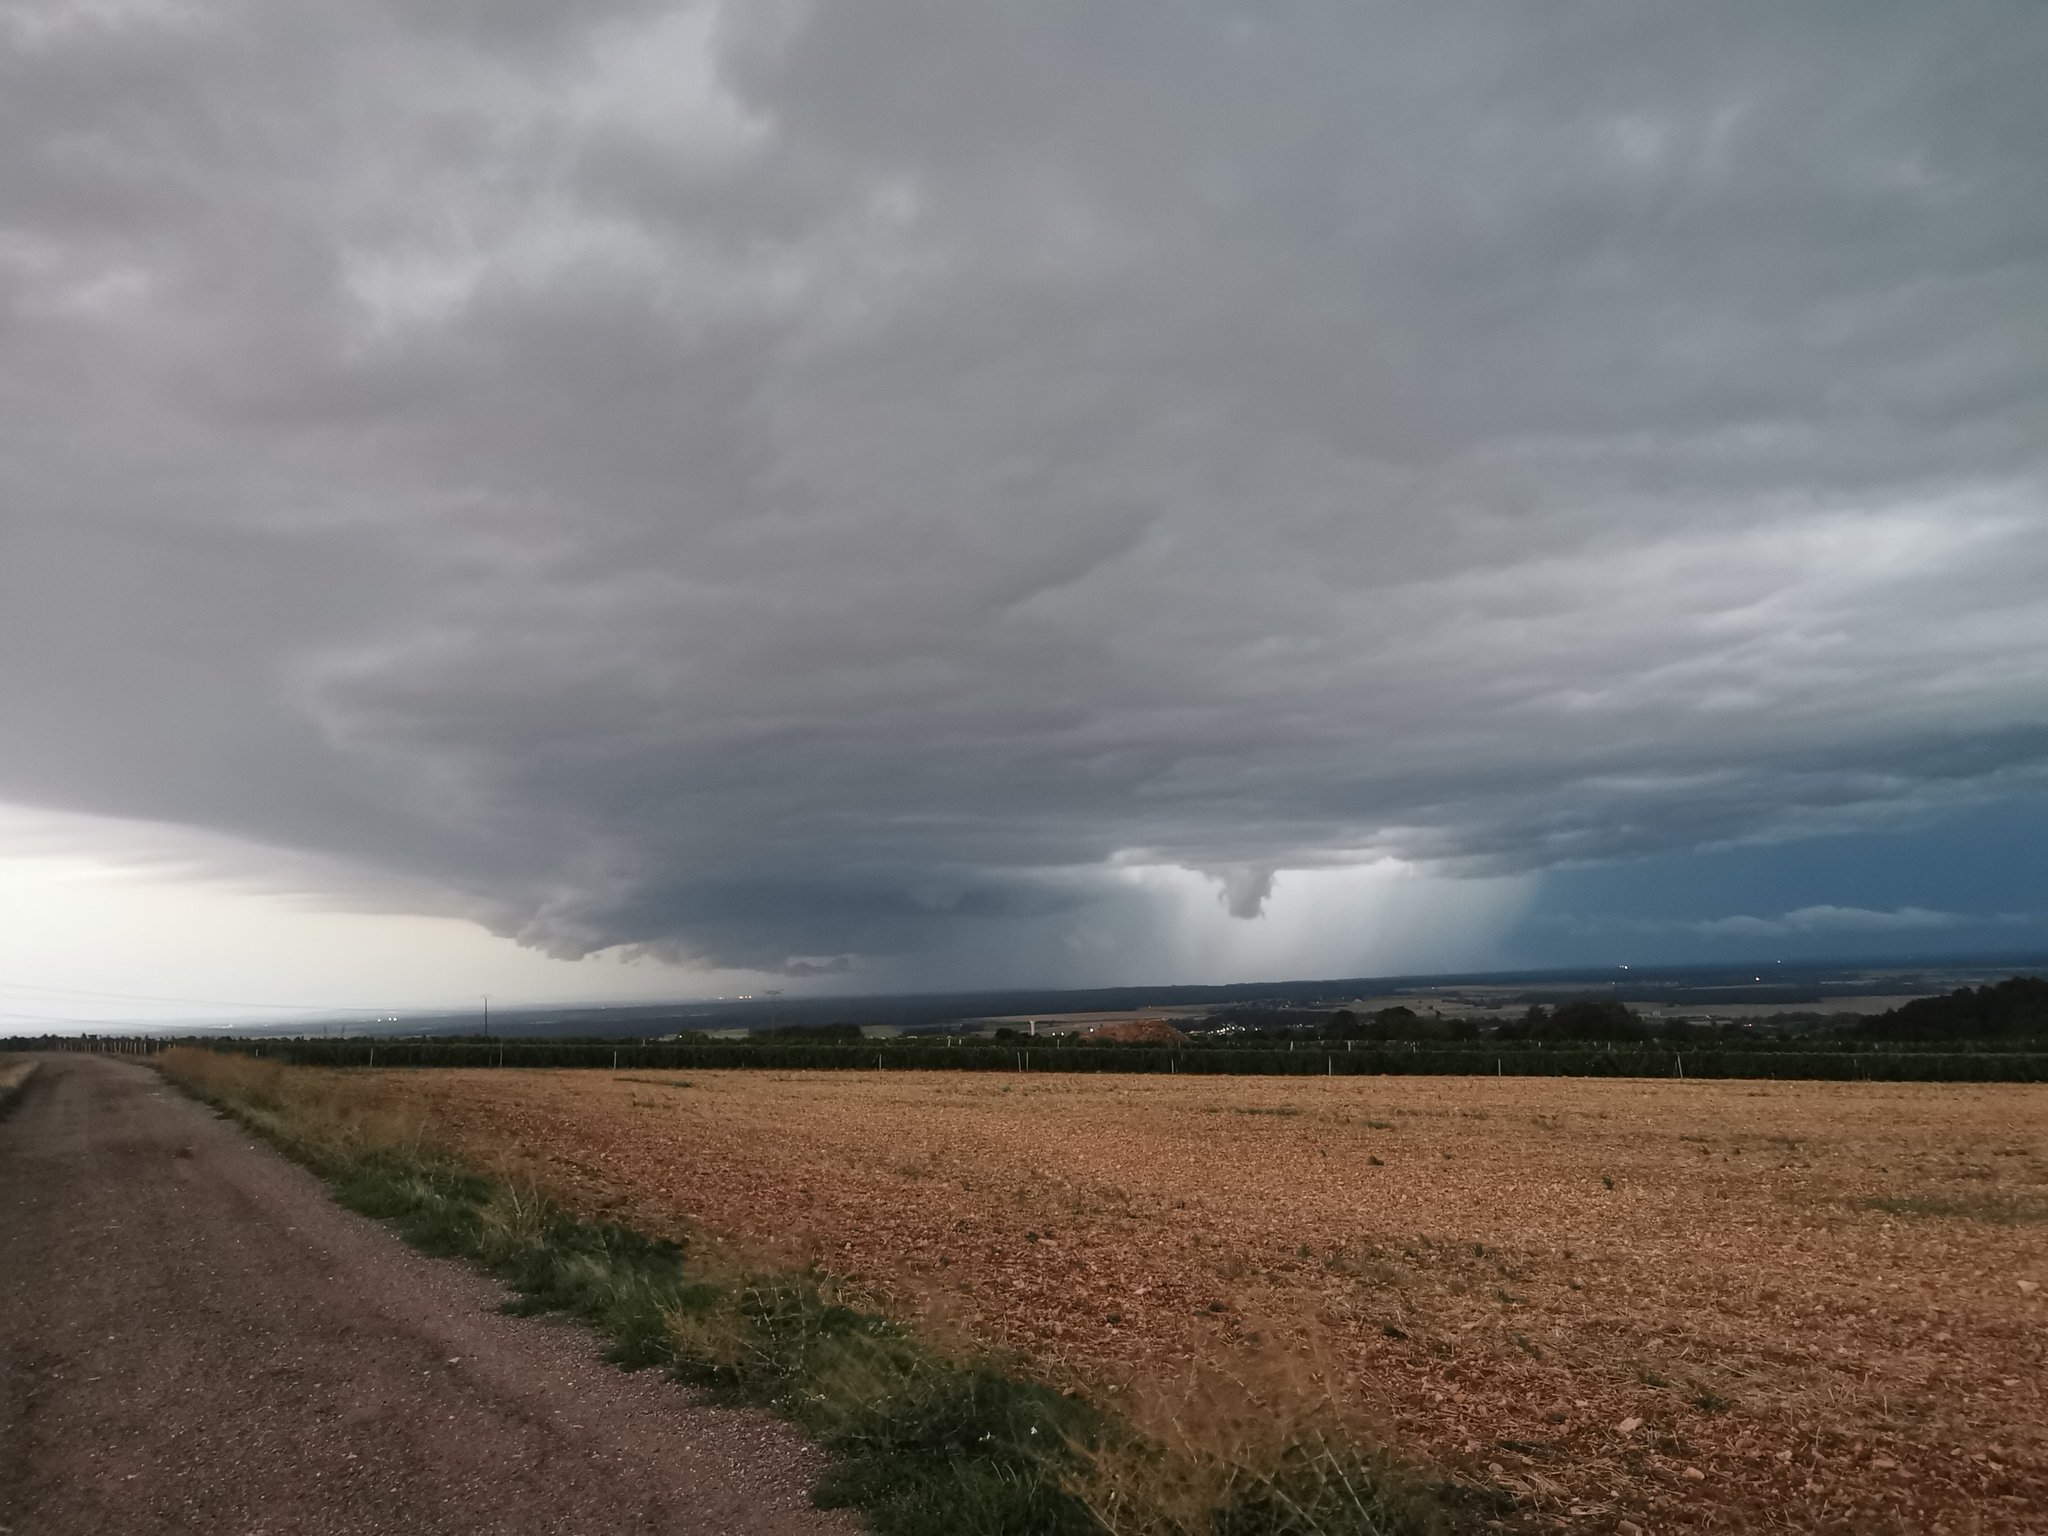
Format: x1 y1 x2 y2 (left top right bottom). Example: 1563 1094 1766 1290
387 1069 2043 1533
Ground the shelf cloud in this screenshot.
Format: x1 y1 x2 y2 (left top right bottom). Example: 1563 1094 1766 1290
4 0 2045 981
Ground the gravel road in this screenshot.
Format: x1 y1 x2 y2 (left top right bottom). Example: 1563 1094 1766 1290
0 1054 856 1536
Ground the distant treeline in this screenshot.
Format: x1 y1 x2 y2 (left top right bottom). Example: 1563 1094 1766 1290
8 978 2044 1082
1215 976 2048 1047
1853 975 2048 1040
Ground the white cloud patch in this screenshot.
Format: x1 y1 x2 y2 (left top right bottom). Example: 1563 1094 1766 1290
1691 905 1963 939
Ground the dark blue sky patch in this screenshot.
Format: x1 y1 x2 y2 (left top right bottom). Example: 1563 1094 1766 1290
1510 798 2048 967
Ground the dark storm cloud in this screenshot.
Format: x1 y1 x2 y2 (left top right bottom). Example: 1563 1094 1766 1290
3 0 2046 975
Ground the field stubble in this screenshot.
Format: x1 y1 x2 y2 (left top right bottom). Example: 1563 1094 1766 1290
399 1073 2048 1536
349 1069 2041 1531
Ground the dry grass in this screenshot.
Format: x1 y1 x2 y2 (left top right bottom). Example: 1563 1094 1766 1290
0 1056 37 1108
159 1047 436 1164
1071 1347 1452 1536
379 1068 2048 1534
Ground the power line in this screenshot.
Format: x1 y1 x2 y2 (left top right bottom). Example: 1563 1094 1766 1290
0 1006 166 1028
0 979 385 1012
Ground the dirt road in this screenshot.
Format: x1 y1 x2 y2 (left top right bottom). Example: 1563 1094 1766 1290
0 1054 853 1536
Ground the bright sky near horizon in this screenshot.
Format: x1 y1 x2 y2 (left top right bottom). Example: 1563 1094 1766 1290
4 1 2046 1024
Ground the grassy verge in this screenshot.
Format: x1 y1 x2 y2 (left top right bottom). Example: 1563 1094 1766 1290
156 1047 1481 1536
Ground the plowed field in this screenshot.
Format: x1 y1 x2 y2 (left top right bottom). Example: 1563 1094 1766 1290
396 1069 2044 1533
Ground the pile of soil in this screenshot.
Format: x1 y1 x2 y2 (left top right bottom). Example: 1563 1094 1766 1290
1081 1018 1188 1044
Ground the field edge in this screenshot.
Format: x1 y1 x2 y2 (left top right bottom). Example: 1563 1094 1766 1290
152 1047 1495 1536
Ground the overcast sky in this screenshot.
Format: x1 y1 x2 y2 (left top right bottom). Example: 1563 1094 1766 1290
4 0 2046 1023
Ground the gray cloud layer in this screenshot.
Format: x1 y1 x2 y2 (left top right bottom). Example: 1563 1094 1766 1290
4 0 2046 977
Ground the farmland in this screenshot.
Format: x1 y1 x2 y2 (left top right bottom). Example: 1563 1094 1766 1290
356 1068 2046 1533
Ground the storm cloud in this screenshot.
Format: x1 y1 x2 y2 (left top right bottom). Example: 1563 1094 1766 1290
3 0 2046 981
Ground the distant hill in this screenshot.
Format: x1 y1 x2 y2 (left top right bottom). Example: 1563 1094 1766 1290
1859 976 2048 1041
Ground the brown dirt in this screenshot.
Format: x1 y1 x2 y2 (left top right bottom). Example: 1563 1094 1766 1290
1081 1020 1189 1044
399 1067 2047 1534
0 1054 855 1536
